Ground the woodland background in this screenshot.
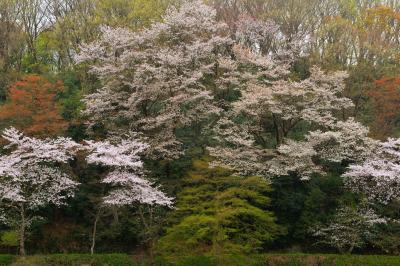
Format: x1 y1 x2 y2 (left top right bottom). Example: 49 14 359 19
0 0 400 260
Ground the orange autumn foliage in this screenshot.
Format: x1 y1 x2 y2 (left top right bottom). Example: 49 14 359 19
0 75 68 137
369 77 400 140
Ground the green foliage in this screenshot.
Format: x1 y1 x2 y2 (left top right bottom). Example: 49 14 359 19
371 222 400 255
57 70 87 141
371 200 400 255
261 254 400 266
0 70 20 102
11 254 134 266
271 173 348 249
156 159 283 256
0 255 15 266
95 0 176 29
3 253 400 266
59 71 84 121
173 254 400 266
20 35 52 74
175 256 216 266
0 231 18 247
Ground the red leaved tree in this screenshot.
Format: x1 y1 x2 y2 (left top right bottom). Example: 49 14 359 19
0 75 68 137
369 77 400 140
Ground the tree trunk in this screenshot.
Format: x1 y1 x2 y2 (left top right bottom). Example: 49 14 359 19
272 114 282 145
90 208 102 255
19 205 26 256
348 243 355 254
112 207 119 224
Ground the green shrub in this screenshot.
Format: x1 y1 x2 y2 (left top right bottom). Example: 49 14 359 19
1 231 19 247
3 253 400 266
0 255 16 266
172 254 400 266
261 254 400 266
24 254 135 266
176 256 216 266
157 159 284 257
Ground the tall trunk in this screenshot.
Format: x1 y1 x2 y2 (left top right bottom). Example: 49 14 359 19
138 206 153 258
138 206 149 230
165 162 171 179
90 208 102 255
348 239 356 254
112 207 119 224
272 114 283 146
19 205 26 256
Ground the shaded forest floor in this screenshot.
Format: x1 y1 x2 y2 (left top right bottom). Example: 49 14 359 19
2 253 400 266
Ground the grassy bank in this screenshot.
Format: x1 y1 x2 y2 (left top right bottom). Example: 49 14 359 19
1 253 400 266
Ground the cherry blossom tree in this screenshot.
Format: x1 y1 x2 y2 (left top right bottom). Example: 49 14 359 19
313 204 386 254
203 11 371 179
207 117 273 177
269 118 377 180
84 134 173 254
343 138 400 205
76 0 231 159
0 127 80 255
85 136 173 207
235 16 281 55
234 67 353 139
0 126 173 255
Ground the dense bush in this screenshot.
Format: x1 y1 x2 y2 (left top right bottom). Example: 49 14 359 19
0 255 15 266
11 254 134 266
156 159 283 256
3 254 400 266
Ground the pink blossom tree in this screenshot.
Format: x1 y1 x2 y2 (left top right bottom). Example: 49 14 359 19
84 134 173 254
76 0 232 159
343 138 400 205
313 203 386 254
269 118 377 180
0 127 81 255
208 26 369 179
